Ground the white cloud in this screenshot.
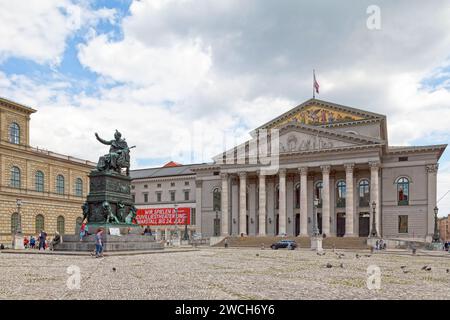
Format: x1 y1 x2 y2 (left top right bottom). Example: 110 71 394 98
0 0 116 65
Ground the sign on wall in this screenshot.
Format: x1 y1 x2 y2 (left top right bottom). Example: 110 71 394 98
136 207 191 226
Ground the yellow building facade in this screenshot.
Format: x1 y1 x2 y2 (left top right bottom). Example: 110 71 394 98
0 97 95 245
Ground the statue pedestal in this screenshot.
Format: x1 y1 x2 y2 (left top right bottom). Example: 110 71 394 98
310 236 323 252
86 170 133 223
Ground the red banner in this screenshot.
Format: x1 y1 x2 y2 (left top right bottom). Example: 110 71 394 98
136 207 191 226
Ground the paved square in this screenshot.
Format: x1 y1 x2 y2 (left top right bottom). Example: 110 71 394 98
0 248 449 300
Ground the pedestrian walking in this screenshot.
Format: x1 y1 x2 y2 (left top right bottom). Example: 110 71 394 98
94 228 104 258
38 230 47 251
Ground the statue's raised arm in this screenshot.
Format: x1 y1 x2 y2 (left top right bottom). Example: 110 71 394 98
95 132 112 145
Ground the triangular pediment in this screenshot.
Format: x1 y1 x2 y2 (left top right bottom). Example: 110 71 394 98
254 98 385 132
278 123 382 154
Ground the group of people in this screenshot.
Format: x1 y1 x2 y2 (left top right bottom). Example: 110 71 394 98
375 239 386 250
23 230 61 251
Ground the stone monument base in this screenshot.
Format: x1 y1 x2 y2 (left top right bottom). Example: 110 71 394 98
310 236 323 252
55 234 163 252
85 222 143 235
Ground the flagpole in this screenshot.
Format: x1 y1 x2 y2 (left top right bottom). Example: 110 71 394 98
313 69 315 99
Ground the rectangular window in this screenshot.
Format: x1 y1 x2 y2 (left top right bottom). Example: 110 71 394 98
144 193 148 203
132 194 135 202
170 191 175 202
144 184 148 189
170 182 175 187
184 191 189 201
185 181 189 186
157 192 162 202
398 215 408 233
399 157 408 162
157 183 161 188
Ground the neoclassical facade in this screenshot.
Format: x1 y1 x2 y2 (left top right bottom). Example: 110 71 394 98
0 97 95 244
192 99 446 241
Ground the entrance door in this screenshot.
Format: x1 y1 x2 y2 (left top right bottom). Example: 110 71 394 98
246 215 249 235
276 214 279 235
359 213 370 237
213 218 221 236
317 212 323 235
337 213 345 237
295 214 300 236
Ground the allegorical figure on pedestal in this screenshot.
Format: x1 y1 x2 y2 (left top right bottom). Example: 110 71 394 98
95 130 134 176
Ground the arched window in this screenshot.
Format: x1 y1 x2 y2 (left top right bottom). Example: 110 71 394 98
10 166 21 188
57 216 65 234
56 175 65 194
213 188 221 211
35 214 45 234
35 171 44 192
295 183 300 209
75 178 83 197
397 177 409 205
336 180 346 208
9 122 20 144
75 217 83 234
315 181 323 208
359 179 370 207
11 213 19 234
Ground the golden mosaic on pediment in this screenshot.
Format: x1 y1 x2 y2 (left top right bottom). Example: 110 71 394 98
273 105 365 128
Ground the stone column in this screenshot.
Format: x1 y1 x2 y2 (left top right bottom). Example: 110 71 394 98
231 177 239 235
369 162 380 236
426 164 438 240
239 172 247 236
278 168 287 235
195 180 202 237
258 172 266 236
321 165 331 236
221 173 229 236
299 167 308 236
344 163 355 237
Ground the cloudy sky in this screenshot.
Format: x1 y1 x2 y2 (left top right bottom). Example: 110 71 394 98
1 0 450 215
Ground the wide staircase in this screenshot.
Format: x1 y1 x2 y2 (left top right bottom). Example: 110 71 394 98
214 236 369 250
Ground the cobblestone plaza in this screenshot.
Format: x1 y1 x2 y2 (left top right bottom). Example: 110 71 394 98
1 248 449 300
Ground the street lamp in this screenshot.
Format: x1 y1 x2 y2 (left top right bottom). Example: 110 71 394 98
16 199 23 234
370 201 378 237
312 198 320 236
432 206 440 243
174 204 179 240
183 208 190 241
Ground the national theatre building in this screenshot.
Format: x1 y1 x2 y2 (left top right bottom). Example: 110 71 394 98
189 99 446 241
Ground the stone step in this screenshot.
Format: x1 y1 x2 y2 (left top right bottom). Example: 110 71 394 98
56 234 163 252
215 236 369 249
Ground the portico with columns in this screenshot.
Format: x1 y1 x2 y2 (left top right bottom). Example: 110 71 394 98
192 99 446 241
